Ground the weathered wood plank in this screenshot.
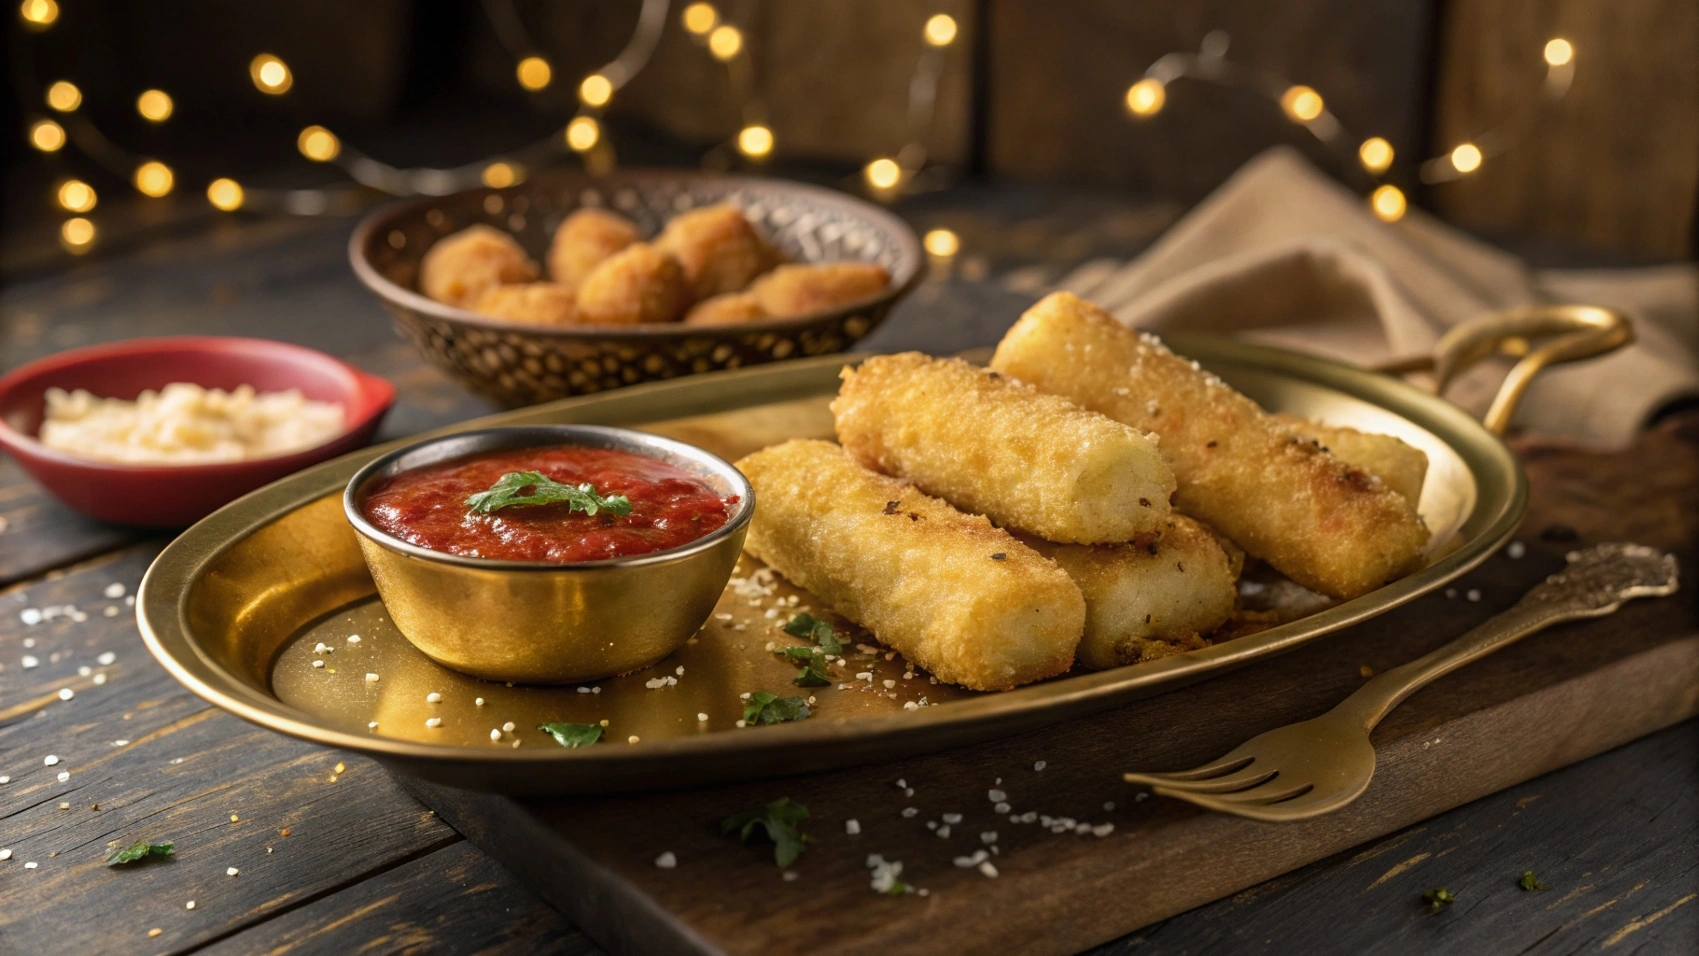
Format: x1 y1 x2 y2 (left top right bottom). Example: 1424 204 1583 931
197 840 599 956
0 547 460 955
0 457 140 587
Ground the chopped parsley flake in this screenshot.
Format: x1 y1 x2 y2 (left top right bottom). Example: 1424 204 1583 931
537 722 603 748
1423 887 1456 912
721 797 812 867
782 613 844 654
1518 871 1551 891
106 840 174 865
779 613 844 685
742 691 811 725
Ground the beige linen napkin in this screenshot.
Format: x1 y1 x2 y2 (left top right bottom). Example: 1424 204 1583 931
1060 147 1698 448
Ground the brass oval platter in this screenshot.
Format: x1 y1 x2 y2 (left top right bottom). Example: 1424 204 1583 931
138 335 1523 795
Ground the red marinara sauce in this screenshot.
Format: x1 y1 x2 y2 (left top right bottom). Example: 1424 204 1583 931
361 444 735 563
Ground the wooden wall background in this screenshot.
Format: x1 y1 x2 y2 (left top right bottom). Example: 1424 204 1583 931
572 0 1695 259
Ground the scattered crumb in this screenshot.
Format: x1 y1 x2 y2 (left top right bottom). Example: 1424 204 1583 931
1360 664 1375 678
845 819 861 835
655 851 677 869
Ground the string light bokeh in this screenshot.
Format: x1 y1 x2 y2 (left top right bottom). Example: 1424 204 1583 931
1123 29 1577 222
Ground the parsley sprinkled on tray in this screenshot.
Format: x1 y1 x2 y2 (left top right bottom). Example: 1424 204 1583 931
779 613 843 686
537 722 603 748
464 471 632 516
782 612 843 654
722 797 812 867
106 840 174 866
742 691 811 725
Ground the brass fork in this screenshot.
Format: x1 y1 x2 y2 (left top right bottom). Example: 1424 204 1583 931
1124 543 1679 822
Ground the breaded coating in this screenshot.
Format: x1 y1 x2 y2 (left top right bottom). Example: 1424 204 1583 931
574 243 691 325
471 281 579 326
683 291 768 327
750 262 889 319
736 439 1085 691
1275 415 1429 506
990 292 1429 600
547 208 639 286
655 204 779 300
419 225 539 308
1022 515 1237 671
833 353 1175 543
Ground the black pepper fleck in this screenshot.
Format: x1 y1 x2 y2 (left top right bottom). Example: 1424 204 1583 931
990 553 1007 561
1541 524 1579 543
883 500 900 515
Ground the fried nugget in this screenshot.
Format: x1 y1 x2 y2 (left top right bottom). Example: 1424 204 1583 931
574 243 691 325
1021 515 1237 670
655 204 779 300
750 262 889 319
547 208 639 287
683 291 768 327
471 281 579 326
1275 415 1429 506
419 225 538 308
833 353 1175 543
990 292 1429 600
736 439 1084 691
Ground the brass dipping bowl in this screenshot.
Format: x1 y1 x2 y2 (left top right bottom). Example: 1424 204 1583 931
349 171 923 408
343 425 753 684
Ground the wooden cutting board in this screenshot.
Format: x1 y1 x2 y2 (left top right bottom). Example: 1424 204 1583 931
403 417 1699 956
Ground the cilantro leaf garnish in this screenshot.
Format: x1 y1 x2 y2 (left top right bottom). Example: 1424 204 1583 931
742 691 811 725
106 840 174 865
1422 887 1456 912
721 797 812 867
1518 871 1550 891
537 722 603 748
782 613 843 655
465 471 632 517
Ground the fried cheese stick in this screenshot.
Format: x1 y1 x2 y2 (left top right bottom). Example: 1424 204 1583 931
1021 515 1237 670
736 439 1084 691
1274 415 1429 506
989 292 1429 600
832 353 1175 544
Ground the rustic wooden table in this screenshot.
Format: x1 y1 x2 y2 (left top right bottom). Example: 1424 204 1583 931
1 194 1694 955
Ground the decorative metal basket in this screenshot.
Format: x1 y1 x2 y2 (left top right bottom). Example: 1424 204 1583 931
349 171 922 408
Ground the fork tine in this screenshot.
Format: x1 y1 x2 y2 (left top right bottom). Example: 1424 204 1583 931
1122 754 1253 786
1133 766 1278 794
1200 781 1314 806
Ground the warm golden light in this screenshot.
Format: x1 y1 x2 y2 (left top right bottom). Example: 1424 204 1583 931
250 54 293 94
28 118 65 152
737 125 773 158
297 125 340 162
1543 38 1573 67
1450 142 1483 173
566 116 601 152
19 0 57 27
865 157 901 190
1371 185 1406 222
924 14 958 46
481 162 521 188
45 80 81 112
1358 137 1394 174
57 179 96 213
1281 85 1324 122
682 2 717 34
137 89 173 122
1125 78 1166 117
134 161 174 197
207 178 244 211
579 73 612 106
517 56 552 91
60 217 94 253
708 24 743 60
923 228 959 257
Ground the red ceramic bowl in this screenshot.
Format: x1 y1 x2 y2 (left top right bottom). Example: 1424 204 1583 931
0 337 395 528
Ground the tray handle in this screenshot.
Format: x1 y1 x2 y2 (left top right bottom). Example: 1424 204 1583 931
1372 304 1634 435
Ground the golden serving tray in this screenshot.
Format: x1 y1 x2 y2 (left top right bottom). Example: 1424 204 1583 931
141 325 1595 795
